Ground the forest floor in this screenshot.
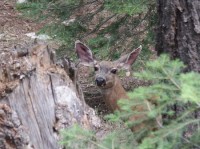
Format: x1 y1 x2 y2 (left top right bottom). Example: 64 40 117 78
0 0 58 97
0 0 149 114
0 0 47 51
0 0 150 138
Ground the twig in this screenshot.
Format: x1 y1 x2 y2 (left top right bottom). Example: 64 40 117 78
145 100 163 128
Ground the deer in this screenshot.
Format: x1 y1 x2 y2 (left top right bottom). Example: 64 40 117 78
75 40 162 135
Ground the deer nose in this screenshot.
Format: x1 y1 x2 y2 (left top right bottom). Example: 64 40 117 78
95 77 106 86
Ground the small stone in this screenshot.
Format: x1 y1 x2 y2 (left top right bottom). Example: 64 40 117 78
126 71 131 76
17 0 27 4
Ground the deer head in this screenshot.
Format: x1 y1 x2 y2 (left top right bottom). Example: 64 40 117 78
75 40 142 90
75 41 162 136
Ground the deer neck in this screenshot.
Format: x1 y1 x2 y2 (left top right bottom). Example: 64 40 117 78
100 76 128 111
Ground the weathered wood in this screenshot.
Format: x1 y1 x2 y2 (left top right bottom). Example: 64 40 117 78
0 43 101 149
156 0 200 72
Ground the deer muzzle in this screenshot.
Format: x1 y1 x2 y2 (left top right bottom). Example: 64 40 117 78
95 77 106 87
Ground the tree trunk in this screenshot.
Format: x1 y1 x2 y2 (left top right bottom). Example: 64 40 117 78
156 0 200 72
0 42 101 149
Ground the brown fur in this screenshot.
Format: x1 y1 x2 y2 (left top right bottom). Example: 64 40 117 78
75 41 161 135
94 61 161 133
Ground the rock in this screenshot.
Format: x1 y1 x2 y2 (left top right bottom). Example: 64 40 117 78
17 0 27 4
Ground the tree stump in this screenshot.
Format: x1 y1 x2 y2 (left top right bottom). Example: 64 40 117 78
0 43 101 149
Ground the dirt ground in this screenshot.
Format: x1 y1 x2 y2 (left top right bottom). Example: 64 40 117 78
0 0 46 50
0 0 58 97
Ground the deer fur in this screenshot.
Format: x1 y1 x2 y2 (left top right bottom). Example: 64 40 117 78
75 40 161 134
75 40 141 111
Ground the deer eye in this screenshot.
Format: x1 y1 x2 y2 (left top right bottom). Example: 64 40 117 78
94 65 99 71
110 68 117 74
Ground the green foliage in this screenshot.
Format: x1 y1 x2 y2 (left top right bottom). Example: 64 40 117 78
60 124 138 149
46 0 81 19
104 0 155 15
16 0 157 67
180 72 200 103
60 124 95 149
16 2 48 19
60 125 138 149
116 55 200 148
39 22 86 43
100 129 137 149
60 55 200 149
87 36 112 59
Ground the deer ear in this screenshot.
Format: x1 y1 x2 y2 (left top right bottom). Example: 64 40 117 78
75 40 94 66
115 45 142 70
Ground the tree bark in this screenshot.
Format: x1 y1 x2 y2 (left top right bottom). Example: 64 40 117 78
0 42 101 149
156 0 200 72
